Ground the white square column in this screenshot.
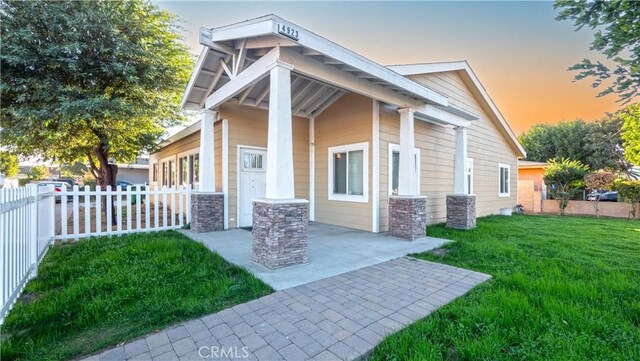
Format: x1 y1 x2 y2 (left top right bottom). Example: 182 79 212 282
265 62 296 199
453 126 468 195
253 61 308 269
398 107 418 196
199 110 216 192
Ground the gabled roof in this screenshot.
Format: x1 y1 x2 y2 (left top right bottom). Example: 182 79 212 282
387 61 526 158
518 160 548 169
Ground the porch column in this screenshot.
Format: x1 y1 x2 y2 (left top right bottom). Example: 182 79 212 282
190 110 224 233
447 125 476 229
199 110 216 192
453 126 468 195
388 107 427 240
252 61 308 269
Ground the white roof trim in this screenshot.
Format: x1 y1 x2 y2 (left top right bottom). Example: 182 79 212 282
155 120 202 151
199 14 448 107
388 61 526 158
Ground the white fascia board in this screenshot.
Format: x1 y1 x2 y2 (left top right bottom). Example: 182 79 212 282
204 15 447 107
155 121 202 151
280 48 421 109
387 61 468 75
204 47 281 110
415 105 471 128
181 47 210 110
269 16 447 106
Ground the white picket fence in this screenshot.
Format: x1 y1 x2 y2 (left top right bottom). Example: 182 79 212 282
1 184 55 323
0 184 192 323
57 185 192 241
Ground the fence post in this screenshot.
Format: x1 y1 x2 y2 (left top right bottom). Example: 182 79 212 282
27 185 38 278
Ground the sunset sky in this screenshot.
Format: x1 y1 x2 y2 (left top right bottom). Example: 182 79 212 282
156 1 622 135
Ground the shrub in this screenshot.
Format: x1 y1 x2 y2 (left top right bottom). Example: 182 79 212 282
612 178 640 219
543 158 589 215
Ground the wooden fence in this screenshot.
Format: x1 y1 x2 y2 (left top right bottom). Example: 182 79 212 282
1 185 55 323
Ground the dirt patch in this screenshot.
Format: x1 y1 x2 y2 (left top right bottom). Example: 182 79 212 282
17 292 40 305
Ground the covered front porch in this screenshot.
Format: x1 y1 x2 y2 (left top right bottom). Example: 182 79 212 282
182 15 478 270
182 223 450 290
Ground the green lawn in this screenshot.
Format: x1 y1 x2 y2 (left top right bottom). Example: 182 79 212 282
0 231 272 361
369 215 640 361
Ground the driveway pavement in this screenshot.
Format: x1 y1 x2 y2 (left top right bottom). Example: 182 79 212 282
84 257 491 361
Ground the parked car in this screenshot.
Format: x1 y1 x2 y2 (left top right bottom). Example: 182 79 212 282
52 178 76 188
586 191 603 201
37 181 69 203
598 191 618 202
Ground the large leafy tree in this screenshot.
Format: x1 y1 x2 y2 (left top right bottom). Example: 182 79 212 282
0 152 20 178
555 0 640 103
0 0 192 190
619 103 640 165
518 118 624 171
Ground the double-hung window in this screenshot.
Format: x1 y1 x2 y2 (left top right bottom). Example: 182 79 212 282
499 163 510 197
388 143 420 195
152 163 158 184
168 160 176 187
161 162 168 186
179 156 188 185
328 142 369 203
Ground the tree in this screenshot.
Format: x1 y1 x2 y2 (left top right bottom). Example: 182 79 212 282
0 152 20 178
612 178 640 219
518 119 625 171
619 103 640 166
59 162 88 179
0 0 192 192
584 170 616 218
28 165 50 181
543 158 589 215
555 0 640 103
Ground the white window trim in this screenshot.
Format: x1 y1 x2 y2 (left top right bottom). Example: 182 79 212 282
387 143 420 196
467 158 474 195
328 142 369 203
160 155 176 188
177 147 200 187
499 163 510 197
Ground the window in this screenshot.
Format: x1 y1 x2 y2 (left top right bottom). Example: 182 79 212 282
467 158 474 195
388 144 420 195
191 153 199 184
328 142 369 202
179 156 188 185
168 160 176 187
152 163 158 183
499 163 510 197
161 162 168 186
243 152 264 169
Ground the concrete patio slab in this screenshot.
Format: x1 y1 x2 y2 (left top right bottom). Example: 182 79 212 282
181 223 451 290
86 257 492 361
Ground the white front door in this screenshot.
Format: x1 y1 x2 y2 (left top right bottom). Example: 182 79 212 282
239 148 267 227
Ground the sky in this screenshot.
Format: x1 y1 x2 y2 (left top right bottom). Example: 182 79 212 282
155 1 622 135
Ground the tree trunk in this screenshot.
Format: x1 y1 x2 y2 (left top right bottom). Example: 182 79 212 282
90 143 119 226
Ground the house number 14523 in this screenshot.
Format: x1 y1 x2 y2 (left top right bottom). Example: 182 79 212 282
277 24 299 40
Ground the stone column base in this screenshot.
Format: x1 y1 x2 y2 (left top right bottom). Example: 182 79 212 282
389 196 427 240
252 199 309 269
446 194 476 230
190 192 224 233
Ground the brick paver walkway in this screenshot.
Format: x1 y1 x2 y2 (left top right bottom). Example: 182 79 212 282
84 257 491 361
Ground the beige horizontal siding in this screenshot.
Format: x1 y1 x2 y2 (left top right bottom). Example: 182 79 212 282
378 70 518 230
314 93 373 232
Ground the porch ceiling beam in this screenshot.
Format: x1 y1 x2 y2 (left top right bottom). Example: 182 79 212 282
234 39 247 76
200 69 216 76
280 47 419 109
220 59 234 79
198 54 230 108
238 83 256 105
254 82 271 106
291 80 316 105
303 87 336 116
308 90 345 118
205 47 281 110
293 84 328 114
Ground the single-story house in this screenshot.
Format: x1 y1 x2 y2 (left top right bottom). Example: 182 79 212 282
517 160 548 213
150 15 525 269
